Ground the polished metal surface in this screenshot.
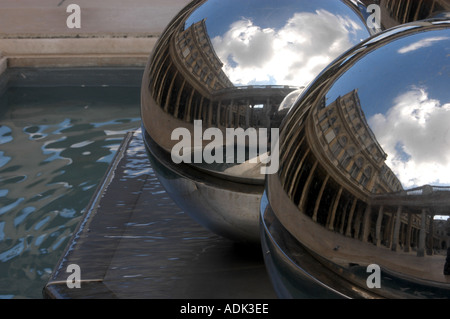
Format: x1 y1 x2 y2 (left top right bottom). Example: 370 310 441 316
141 0 383 242
141 0 381 181
141 0 449 243
263 20 450 298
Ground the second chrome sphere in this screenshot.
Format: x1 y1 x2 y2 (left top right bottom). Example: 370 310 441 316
261 19 450 298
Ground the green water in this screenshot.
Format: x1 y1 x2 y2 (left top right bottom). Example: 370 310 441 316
0 86 141 298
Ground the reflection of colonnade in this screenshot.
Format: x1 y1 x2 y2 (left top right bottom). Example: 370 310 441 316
362 0 450 29
148 19 298 130
372 186 449 256
434 219 450 250
279 90 446 257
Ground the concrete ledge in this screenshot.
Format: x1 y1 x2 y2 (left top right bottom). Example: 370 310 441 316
0 0 191 37
0 37 158 55
7 54 149 68
0 0 192 68
0 37 158 68
3 67 144 87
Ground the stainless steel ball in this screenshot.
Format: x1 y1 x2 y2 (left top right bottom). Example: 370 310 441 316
141 0 446 243
261 19 450 298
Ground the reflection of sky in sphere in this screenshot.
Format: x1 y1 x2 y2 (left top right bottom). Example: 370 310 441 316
185 0 370 86
325 28 450 188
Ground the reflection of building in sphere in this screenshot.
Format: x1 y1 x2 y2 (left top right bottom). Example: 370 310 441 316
147 18 298 130
434 218 450 251
176 19 234 93
316 90 402 194
262 20 450 299
361 0 450 29
279 89 446 257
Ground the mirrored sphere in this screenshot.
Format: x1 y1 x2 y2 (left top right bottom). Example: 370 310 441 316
261 19 450 298
141 0 447 242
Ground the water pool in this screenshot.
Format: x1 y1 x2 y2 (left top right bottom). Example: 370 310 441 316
0 76 141 298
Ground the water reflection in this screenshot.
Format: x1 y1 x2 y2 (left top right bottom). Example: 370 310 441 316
0 86 140 298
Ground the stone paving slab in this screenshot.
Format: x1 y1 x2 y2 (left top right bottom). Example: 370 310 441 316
0 0 191 67
0 0 191 37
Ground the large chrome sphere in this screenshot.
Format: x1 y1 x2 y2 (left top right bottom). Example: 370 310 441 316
141 0 446 243
261 19 450 298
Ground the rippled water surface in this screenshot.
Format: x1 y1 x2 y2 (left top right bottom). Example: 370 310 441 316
0 86 141 298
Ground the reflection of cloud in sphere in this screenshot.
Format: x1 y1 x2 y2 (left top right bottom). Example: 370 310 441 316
369 87 450 188
212 9 362 86
397 36 450 54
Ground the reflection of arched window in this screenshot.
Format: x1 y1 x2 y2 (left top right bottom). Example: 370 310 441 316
321 120 330 131
367 144 380 161
356 157 364 167
338 135 347 147
330 140 340 156
193 63 200 74
220 104 227 126
331 135 347 158
360 133 368 143
321 115 337 133
334 125 340 135
200 67 208 80
206 74 213 86
359 166 372 187
340 146 355 169
325 130 336 143
187 55 195 65
350 157 363 179
346 100 354 110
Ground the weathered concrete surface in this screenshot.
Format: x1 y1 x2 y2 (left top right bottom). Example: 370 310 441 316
0 0 191 67
0 0 191 36
1 38 160 67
